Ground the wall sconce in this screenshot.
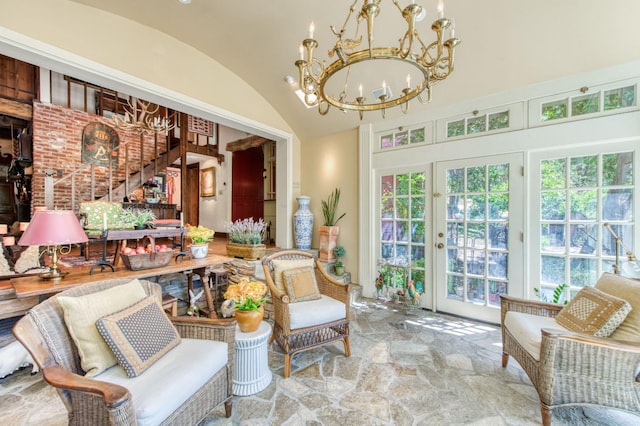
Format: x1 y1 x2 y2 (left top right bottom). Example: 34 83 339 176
604 223 640 278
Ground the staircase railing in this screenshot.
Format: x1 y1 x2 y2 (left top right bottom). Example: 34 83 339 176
43 135 179 211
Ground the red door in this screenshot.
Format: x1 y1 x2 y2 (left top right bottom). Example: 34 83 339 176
232 147 264 221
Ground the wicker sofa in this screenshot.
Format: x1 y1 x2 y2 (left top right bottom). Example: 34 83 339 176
501 273 640 425
13 278 235 425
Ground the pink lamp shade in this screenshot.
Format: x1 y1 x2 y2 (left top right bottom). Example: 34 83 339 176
18 210 88 246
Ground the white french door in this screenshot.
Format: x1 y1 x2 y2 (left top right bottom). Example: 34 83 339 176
435 154 524 323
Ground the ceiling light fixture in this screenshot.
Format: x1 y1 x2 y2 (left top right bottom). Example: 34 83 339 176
294 0 460 119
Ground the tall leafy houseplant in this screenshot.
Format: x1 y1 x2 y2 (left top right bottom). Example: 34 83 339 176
319 188 346 262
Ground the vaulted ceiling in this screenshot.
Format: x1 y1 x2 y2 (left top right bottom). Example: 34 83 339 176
67 1 640 141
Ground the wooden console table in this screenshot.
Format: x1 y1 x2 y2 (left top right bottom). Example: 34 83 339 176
11 253 231 318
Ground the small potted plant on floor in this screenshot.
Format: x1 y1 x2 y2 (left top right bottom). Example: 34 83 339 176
186 224 214 259
225 217 266 260
333 245 346 275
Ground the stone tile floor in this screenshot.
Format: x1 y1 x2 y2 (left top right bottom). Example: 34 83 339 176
2 299 638 425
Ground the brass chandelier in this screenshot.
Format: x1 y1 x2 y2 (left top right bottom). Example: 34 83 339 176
294 0 460 119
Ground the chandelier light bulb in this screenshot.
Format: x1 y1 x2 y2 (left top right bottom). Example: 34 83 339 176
309 21 315 39
438 0 444 19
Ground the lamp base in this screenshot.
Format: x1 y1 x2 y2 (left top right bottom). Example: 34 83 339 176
39 268 69 281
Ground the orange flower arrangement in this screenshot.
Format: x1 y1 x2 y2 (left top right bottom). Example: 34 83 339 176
223 278 267 312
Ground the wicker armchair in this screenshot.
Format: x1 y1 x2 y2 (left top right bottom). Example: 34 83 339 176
13 278 235 425
262 250 351 378
501 275 640 425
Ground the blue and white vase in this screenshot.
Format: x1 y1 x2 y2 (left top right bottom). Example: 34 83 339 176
293 196 313 249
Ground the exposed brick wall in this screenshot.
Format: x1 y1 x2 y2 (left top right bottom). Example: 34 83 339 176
31 102 166 213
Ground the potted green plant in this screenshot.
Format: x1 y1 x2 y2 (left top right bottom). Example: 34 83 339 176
225 217 266 260
186 225 214 258
333 245 346 275
121 208 156 229
319 188 346 262
223 278 268 332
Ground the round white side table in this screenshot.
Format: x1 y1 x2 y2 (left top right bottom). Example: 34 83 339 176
232 321 272 396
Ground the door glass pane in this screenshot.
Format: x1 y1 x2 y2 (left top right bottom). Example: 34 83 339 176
570 156 597 187
603 153 633 186
411 196 425 219
447 168 464 193
488 193 508 220
466 166 485 192
541 192 566 220
541 158 566 189
467 195 486 220
488 223 508 250
570 190 597 220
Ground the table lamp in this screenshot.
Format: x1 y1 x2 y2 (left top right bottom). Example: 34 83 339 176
604 222 640 279
18 210 88 280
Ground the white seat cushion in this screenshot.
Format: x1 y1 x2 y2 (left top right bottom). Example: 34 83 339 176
504 311 568 361
95 338 228 426
288 295 346 330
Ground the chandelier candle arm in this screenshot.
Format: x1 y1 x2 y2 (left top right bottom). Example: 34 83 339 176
293 0 460 119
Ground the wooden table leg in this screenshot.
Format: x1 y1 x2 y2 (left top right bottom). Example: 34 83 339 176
188 267 217 319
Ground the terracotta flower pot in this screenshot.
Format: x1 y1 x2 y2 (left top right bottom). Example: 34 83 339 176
234 306 264 333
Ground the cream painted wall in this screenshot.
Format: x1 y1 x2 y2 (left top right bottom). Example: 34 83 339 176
301 129 359 283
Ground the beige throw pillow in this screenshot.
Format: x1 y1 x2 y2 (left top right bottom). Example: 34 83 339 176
271 258 315 293
282 266 321 302
556 285 631 337
57 279 147 376
595 273 640 342
97 296 181 378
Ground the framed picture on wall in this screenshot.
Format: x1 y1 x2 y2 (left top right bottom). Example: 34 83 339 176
200 167 215 197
